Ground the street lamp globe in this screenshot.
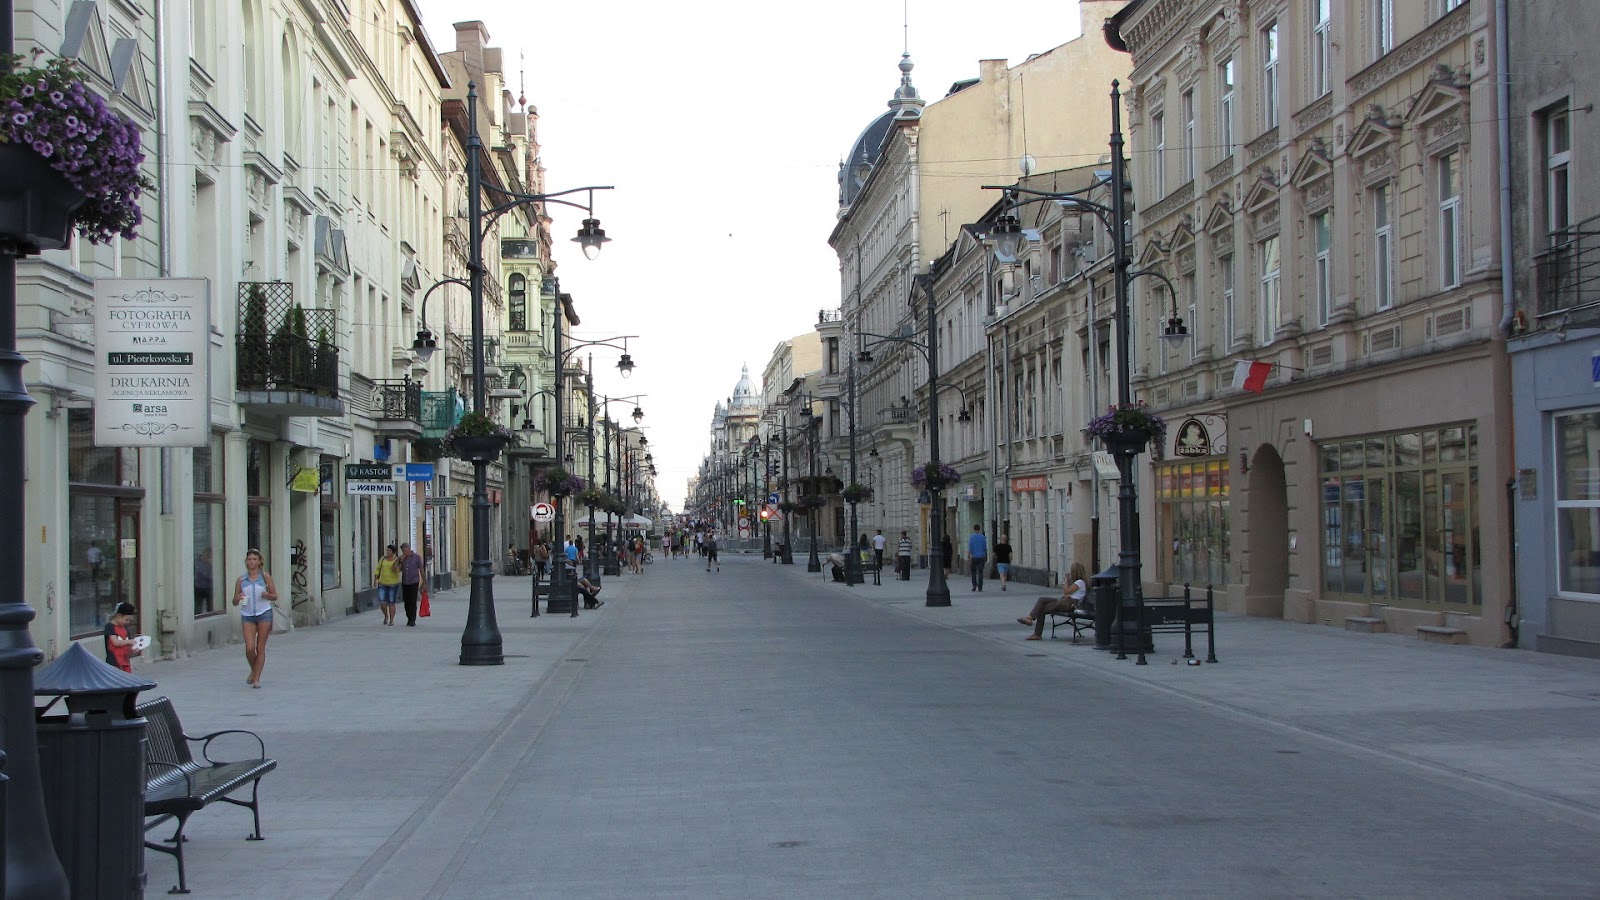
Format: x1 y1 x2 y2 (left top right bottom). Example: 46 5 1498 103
616 353 634 377
573 217 611 260
631 405 644 423
991 212 1024 259
413 329 437 362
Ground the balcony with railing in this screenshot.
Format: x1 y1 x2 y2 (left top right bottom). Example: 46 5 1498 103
374 378 423 441
235 281 344 416
1536 213 1600 323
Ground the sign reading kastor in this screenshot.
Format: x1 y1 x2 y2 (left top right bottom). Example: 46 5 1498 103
93 278 211 447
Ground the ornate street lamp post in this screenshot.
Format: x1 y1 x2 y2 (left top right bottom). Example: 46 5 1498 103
806 412 823 572
983 81 1183 659
415 82 612 661
857 275 950 606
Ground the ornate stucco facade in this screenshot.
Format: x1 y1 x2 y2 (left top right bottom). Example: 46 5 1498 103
1109 0 1511 645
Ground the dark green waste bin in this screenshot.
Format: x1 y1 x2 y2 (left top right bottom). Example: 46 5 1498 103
35 642 156 900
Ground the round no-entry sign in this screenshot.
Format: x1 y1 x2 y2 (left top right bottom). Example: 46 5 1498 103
532 502 555 522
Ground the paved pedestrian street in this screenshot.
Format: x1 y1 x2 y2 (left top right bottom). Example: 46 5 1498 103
135 554 1600 898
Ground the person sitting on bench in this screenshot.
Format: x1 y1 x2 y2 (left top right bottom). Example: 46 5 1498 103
1017 562 1087 641
577 574 604 609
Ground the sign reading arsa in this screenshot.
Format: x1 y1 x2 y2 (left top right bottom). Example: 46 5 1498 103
93 278 211 447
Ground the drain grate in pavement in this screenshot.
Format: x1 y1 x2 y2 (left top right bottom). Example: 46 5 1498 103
1276 750 1300 754
503 654 529 659
1026 653 1047 657
565 658 588 662
769 841 809 849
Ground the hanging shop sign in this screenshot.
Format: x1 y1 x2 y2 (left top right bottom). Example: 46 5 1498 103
1169 413 1228 459
93 278 211 447
290 467 321 493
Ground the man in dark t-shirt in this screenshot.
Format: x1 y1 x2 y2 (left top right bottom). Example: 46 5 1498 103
994 534 1014 591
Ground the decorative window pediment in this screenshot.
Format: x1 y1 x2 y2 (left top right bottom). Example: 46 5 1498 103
1171 220 1197 274
1243 169 1281 237
1137 236 1168 269
1204 197 1235 235
1292 140 1334 212
1408 66 1469 153
108 38 152 113
60 1 113 85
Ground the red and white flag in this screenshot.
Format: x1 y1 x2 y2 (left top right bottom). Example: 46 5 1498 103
1231 359 1272 394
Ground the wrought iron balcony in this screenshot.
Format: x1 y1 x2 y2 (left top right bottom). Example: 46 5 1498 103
375 379 423 441
421 390 460 440
235 281 344 416
1536 213 1600 322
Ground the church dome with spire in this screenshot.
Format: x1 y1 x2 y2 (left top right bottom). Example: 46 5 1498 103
838 53 924 210
729 364 762 410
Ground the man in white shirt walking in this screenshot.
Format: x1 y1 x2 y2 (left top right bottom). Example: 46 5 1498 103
871 530 887 574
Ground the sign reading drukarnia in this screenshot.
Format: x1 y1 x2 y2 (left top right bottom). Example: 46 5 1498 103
93 279 211 447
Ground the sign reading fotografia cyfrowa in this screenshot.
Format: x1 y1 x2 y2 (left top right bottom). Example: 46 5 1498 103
94 278 211 447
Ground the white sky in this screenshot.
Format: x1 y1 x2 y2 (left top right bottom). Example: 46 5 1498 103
417 1 1086 510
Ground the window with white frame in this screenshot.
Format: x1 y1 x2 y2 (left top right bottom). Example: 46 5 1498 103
1311 0 1331 98
1218 57 1235 157
1439 0 1463 15
1374 0 1394 58
1152 111 1166 197
1221 254 1236 347
1181 90 1196 182
1184 272 1199 360
1545 105 1572 236
1438 151 1462 290
1313 212 1332 326
1555 410 1600 596
1259 236 1281 341
1373 184 1395 310
1262 22 1279 130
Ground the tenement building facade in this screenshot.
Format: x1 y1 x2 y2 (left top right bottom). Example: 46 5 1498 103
1108 0 1512 644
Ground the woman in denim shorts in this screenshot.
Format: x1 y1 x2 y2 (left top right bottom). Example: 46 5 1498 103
234 549 278 687
373 544 402 625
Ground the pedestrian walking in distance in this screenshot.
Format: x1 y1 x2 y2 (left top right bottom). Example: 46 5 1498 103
896 531 913 580
704 533 720 572
399 543 424 626
993 533 1013 591
872 529 887 573
968 524 988 592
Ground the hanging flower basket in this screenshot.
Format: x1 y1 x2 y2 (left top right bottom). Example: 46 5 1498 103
1085 402 1167 455
577 486 608 507
796 494 828 513
0 53 152 250
539 467 586 497
841 483 873 504
442 410 515 462
777 500 798 515
911 462 960 491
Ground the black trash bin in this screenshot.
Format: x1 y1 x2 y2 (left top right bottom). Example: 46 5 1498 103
34 643 156 900
1091 565 1120 650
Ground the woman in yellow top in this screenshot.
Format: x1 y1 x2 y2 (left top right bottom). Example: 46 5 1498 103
373 544 402 625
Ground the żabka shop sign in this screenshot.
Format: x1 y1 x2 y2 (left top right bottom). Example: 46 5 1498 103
93 279 211 448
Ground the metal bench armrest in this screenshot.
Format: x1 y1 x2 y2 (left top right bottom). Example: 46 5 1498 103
190 728 268 763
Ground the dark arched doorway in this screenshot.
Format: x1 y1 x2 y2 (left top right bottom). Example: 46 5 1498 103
1244 444 1289 617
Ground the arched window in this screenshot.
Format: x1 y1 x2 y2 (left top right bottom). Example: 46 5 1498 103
241 0 260 118
281 33 301 158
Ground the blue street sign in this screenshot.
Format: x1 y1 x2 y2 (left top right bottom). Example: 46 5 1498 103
396 463 435 482
767 492 780 504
